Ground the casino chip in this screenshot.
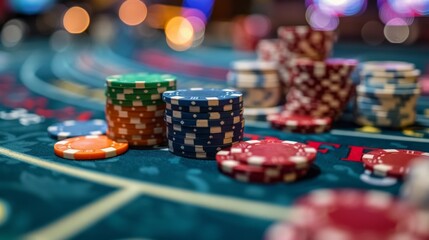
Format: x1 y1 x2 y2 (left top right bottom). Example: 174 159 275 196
362 149 429 178
216 139 316 183
355 61 420 128
268 114 333 134
106 73 177 88
162 88 243 107
284 189 428 240
47 119 107 140
54 135 128 160
163 88 244 160
216 140 317 169
401 158 429 210
227 59 283 114
105 73 176 147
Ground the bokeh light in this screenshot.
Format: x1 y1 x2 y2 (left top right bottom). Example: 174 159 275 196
183 0 214 22
361 21 384 45
50 30 71 52
90 15 116 44
243 14 271 38
1 19 26 47
306 0 367 16
378 1 414 25
165 16 194 51
8 0 55 15
306 4 339 30
118 0 147 26
384 18 410 43
63 7 90 34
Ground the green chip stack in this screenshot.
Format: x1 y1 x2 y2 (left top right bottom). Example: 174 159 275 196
105 73 177 147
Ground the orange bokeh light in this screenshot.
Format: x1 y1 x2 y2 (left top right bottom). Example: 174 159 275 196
119 0 147 26
63 7 90 34
165 16 194 45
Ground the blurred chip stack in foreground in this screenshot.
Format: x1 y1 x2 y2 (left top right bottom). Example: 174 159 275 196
105 73 177 147
401 158 429 210
265 189 429 240
163 88 244 159
355 61 420 128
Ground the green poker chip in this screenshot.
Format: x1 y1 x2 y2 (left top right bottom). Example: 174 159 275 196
106 73 177 89
105 92 163 101
107 98 165 107
105 86 176 95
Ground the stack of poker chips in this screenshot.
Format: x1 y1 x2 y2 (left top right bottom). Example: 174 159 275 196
401 158 429 210
265 189 428 240
268 58 358 133
216 139 317 183
257 26 336 89
355 61 420 128
162 88 244 160
226 60 283 121
105 73 177 147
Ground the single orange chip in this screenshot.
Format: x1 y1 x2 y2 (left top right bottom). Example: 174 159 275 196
54 135 128 160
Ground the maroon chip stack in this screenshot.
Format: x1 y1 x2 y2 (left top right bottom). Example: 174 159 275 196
256 26 337 91
257 25 359 134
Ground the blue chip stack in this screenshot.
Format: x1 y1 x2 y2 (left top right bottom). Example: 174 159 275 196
227 60 283 122
162 88 244 160
355 61 421 128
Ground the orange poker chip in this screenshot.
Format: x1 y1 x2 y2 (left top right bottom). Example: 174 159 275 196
113 137 166 147
107 131 166 141
106 120 165 129
54 135 128 160
107 126 166 135
105 109 165 119
105 102 166 112
106 115 165 125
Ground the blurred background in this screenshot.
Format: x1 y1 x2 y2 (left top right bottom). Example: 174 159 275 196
1 0 429 51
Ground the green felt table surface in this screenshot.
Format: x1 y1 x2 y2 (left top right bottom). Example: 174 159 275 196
0 38 428 240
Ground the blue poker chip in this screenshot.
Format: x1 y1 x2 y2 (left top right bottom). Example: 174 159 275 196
355 109 414 119
165 115 244 127
356 113 416 124
362 82 419 90
167 127 243 140
166 121 244 134
168 147 217 159
166 102 243 113
168 140 235 153
165 108 243 120
47 119 107 140
357 86 420 98
360 69 421 78
416 115 429 127
162 88 243 107
167 132 243 146
226 71 280 88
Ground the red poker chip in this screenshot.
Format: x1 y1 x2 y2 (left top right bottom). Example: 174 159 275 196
216 139 317 169
268 114 332 128
217 159 309 184
277 26 336 61
291 189 426 240
271 121 332 134
265 222 309 240
362 149 429 178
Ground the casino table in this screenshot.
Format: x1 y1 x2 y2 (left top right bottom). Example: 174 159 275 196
1 36 429 240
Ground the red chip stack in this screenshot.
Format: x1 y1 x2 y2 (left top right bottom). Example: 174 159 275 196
265 189 429 240
257 25 358 134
